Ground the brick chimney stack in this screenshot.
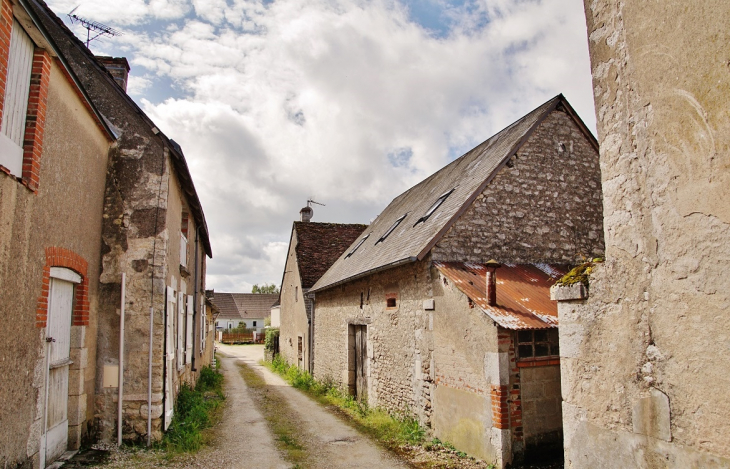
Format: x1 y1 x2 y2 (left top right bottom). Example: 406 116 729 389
485 259 501 306
96 56 130 92
300 206 313 222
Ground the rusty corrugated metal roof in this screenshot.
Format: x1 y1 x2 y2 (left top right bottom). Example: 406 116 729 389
434 262 568 330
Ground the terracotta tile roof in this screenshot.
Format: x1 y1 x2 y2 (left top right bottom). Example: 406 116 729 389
210 293 278 320
434 262 569 330
294 222 368 289
311 95 593 293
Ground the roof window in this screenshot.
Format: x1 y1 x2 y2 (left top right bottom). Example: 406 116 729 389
376 215 407 245
414 189 454 226
345 234 370 258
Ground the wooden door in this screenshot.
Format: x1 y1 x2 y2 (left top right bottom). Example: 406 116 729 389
297 336 303 369
43 276 75 465
354 326 367 402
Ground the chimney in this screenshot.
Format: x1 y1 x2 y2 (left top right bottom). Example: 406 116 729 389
96 56 130 92
300 206 313 222
485 259 501 306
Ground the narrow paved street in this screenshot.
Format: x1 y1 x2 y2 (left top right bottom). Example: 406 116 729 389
213 344 408 469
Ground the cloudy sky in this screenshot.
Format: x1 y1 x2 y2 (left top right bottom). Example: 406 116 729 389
47 0 596 293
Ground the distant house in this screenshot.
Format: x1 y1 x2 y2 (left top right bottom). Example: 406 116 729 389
212 293 278 333
308 95 604 467
278 206 366 372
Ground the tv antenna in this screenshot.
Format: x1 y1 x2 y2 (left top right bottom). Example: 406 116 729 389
67 6 122 48
307 198 325 207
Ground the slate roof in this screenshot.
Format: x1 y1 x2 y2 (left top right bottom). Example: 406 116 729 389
294 222 368 289
311 95 594 293
211 293 278 320
434 262 568 330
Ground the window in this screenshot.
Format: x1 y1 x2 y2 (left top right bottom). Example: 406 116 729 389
253 321 257 327
345 234 369 258
181 211 189 238
376 215 406 245
385 293 397 309
295 286 298 302
0 20 34 177
517 329 559 360
414 189 454 226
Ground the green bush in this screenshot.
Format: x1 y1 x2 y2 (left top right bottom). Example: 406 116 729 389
265 328 280 352
162 366 224 453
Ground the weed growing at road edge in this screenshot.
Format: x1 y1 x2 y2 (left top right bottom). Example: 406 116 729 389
265 356 424 446
264 356 496 469
162 365 225 453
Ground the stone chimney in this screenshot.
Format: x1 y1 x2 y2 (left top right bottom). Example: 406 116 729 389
96 56 130 92
300 206 313 222
485 259 501 306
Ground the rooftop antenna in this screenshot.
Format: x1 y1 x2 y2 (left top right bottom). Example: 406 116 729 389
307 198 325 208
67 6 122 48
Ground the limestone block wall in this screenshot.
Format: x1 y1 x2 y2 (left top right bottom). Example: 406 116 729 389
433 109 603 264
559 1 730 467
279 229 311 370
520 365 562 453
313 259 434 425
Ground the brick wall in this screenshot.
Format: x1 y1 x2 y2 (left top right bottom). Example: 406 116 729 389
433 108 603 264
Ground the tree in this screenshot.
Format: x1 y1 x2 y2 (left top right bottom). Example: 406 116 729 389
252 283 279 294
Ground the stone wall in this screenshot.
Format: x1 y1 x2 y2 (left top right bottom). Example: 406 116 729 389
279 228 311 371
558 1 730 467
313 259 434 425
431 267 502 464
520 365 561 455
0 59 110 467
433 108 603 264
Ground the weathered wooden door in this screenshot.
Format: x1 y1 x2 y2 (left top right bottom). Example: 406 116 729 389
164 287 176 430
354 325 367 401
43 270 77 466
297 336 303 369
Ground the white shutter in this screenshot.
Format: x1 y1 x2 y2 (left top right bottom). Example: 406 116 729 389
177 292 184 370
164 287 176 429
185 295 193 363
200 297 205 353
0 20 34 176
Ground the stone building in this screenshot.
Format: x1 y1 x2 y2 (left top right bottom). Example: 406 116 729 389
29 0 215 444
308 95 604 467
553 1 730 467
0 0 116 466
278 207 366 371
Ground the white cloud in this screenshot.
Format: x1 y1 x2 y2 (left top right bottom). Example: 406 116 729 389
48 0 596 292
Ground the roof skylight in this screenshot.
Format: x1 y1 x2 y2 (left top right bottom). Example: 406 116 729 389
376 215 406 245
414 189 454 226
345 234 369 258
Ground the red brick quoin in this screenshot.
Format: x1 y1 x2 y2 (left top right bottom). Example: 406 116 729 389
0 0 13 117
36 247 89 328
22 48 50 192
